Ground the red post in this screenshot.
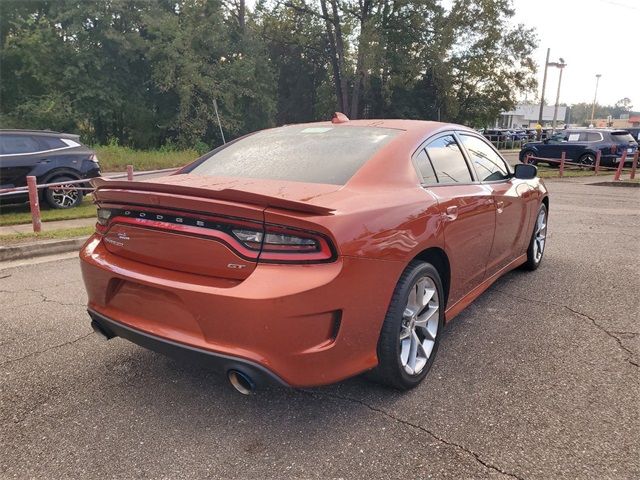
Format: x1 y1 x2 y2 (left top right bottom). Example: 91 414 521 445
127 164 134 181
559 152 565 178
594 151 601 175
524 153 531 164
630 151 638 180
26 176 41 233
614 151 627 181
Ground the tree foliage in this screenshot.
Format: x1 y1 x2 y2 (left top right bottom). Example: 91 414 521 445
0 0 538 148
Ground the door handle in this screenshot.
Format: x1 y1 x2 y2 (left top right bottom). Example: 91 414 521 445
496 200 504 213
445 205 458 221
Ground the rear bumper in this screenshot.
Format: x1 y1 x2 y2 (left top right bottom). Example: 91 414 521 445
89 309 287 387
80 235 404 387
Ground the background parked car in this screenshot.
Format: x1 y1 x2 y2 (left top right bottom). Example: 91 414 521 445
624 127 640 143
0 129 100 209
518 128 638 167
483 129 508 142
508 129 529 141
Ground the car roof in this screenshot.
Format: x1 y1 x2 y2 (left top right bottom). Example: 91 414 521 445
0 129 80 140
288 119 480 139
565 128 622 133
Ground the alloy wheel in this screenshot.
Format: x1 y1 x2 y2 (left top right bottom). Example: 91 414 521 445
533 208 547 263
50 184 80 208
399 276 439 376
578 154 595 169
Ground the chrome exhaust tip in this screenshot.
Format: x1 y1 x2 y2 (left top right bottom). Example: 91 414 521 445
227 370 256 395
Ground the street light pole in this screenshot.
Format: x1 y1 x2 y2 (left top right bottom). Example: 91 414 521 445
537 48 551 125
590 74 602 126
551 59 566 132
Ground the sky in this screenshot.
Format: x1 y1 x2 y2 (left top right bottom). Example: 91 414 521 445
509 0 640 108
245 0 639 109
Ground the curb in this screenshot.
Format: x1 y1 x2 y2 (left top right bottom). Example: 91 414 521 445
0 236 89 262
589 181 639 188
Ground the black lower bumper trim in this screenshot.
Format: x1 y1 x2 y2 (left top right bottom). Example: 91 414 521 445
88 309 288 387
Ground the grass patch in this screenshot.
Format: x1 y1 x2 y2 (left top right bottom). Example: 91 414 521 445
0 225 94 245
95 144 199 172
0 197 97 226
537 167 601 178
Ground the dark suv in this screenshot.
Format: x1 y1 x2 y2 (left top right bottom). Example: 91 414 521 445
0 130 100 208
519 129 638 167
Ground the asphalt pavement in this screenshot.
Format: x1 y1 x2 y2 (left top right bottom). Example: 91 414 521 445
0 179 638 479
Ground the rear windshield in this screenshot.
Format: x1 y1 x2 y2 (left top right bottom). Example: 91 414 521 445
188 125 400 185
611 132 636 144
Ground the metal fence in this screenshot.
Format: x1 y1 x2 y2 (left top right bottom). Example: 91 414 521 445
0 165 180 233
524 150 639 180
483 134 530 151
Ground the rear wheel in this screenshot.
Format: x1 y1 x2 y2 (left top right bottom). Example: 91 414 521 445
521 150 537 165
523 203 548 270
371 261 444 390
578 153 596 169
44 176 83 209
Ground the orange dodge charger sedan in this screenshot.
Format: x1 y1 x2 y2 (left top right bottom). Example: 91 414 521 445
81 118 548 393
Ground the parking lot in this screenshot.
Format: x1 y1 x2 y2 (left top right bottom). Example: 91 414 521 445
1 178 638 479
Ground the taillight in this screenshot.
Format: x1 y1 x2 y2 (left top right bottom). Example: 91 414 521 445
232 225 335 263
95 208 336 263
95 208 111 234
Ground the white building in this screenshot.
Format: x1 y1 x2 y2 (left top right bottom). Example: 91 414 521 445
499 104 567 128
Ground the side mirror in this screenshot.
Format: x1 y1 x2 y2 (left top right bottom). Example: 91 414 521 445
543 138 549 144
514 163 537 180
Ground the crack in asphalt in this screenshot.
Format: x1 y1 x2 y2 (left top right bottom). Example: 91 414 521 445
0 331 94 368
300 389 524 480
491 289 638 368
0 288 85 308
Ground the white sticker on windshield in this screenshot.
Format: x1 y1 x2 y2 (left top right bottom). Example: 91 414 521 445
568 133 580 142
301 127 333 133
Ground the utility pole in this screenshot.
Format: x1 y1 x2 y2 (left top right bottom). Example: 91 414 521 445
590 74 602 126
537 48 550 125
551 59 566 132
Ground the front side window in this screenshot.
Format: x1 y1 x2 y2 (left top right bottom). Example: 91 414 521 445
0 135 40 155
424 135 472 184
187 125 400 185
459 134 510 182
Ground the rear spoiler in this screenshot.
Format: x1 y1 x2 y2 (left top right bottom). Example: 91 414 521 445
91 177 335 216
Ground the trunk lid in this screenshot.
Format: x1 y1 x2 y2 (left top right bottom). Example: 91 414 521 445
92 175 339 280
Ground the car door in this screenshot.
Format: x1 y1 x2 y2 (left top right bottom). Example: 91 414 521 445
0 134 41 189
541 132 568 159
414 133 496 305
457 133 532 277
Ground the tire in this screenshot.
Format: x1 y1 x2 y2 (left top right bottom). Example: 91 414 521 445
521 150 537 165
523 203 548 271
577 153 596 168
44 176 83 209
371 260 445 390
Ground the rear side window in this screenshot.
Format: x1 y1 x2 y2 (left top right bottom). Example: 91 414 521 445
0 135 40 155
188 125 400 185
611 132 635 144
414 148 438 183
459 134 510 182
37 137 67 150
424 135 472 184
586 132 602 142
